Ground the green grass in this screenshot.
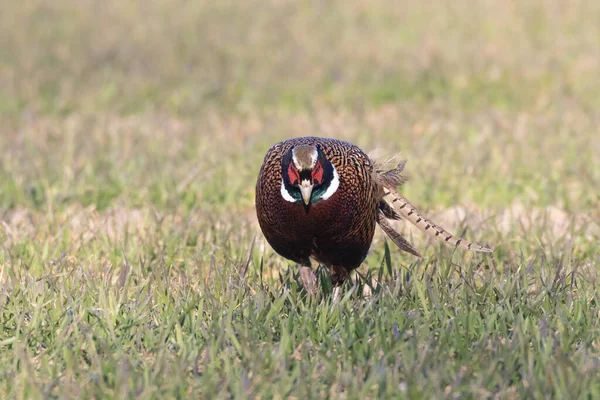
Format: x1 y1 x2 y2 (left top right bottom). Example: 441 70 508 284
1 0 600 398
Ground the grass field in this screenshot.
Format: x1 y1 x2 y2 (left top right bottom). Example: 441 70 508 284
1 0 600 398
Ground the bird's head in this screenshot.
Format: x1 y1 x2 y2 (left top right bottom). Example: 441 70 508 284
280 144 339 207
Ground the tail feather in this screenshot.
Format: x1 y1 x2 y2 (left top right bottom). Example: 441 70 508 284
373 158 493 255
386 189 493 253
378 199 402 221
377 209 422 257
374 159 409 188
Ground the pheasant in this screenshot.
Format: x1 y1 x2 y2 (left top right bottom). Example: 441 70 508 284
255 136 492 292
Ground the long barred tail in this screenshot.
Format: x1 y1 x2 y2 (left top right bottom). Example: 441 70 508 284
377 209 422 257
385 188 493 253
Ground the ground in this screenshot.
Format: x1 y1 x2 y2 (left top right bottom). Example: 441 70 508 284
1 1 600 398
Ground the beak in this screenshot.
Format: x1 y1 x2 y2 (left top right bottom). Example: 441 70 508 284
299 180 314 205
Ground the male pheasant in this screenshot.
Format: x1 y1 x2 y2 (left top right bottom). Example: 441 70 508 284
255 136 492 290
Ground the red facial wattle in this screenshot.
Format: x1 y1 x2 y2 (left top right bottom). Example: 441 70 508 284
311 160 324 185
287 163 300 185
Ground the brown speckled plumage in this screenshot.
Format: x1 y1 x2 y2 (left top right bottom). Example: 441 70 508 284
255 136 492 288
256 137 377 284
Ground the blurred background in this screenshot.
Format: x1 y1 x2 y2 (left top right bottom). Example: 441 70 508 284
3 1 600 115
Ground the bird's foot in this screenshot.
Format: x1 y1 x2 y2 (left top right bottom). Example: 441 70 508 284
331 286 342 304
299 266 318 296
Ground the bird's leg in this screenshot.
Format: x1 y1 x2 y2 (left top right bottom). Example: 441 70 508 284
298 265 318 296
327 265 350 287
332 286 342 304
327 265 350 304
